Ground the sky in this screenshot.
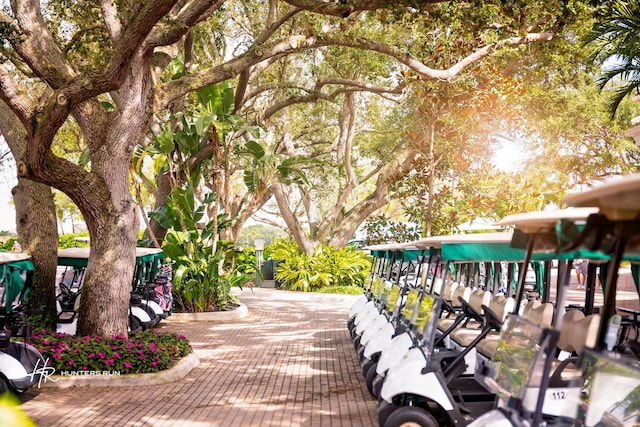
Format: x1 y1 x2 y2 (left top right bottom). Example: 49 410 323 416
1 138 17 233
0 184 16 233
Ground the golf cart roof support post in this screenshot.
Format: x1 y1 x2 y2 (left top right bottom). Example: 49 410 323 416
440 260 451 295
555 259 574 333
506 263 515 298
543 260 552 304
514 236 535 313
596 223 627 350
426 253 441 295
492 262 501 295
584 262 598 315
390 250 410 320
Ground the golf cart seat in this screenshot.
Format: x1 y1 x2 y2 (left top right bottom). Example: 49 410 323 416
57 293 81 323
547 309 600 385
440 280 458 300
430 277 444 295
477 300 553 359
437 285 471 332
451 294 514 348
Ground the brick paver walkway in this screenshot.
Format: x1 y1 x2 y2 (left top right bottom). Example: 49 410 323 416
20 288 377 426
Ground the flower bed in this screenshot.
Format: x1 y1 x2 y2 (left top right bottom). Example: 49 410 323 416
27 329 191 375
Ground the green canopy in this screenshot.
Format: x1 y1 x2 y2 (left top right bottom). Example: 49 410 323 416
0 252 34 314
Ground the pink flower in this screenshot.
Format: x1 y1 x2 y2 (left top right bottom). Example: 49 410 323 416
88 353 94 359
68 360 74 366
125 362 132 369
151 362 157 367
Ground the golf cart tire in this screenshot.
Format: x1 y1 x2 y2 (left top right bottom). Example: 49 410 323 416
372 373 384 399
129 315 142 333
384 406 439 427
362 357 376 377
365 362 378 397
0 375 9 394
378 400 398 427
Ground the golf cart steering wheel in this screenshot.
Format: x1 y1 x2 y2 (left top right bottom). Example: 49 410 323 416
458 296 483 323
481 304 504 331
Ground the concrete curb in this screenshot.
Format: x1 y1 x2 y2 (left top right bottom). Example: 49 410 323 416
40 351 199 389
167 303 248 322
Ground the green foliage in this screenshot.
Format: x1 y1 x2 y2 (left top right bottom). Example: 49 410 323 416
0 238 19 252
583 0 640 118
273 241 372 292
58 233 90 249
317 285 365 295
150 185 252 312
227 247 257 276
363 215 421 245
28 329 191 375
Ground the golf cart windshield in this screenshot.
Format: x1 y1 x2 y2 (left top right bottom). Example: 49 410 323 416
417 293 441 345
490 315 548 400
580 349 640 427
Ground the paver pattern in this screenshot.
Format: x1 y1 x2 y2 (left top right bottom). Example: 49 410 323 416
21 289 378 426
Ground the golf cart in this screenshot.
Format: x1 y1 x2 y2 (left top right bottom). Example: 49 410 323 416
471 175 640 427
0 252 46 394
56 247 172 334
376 209 609 426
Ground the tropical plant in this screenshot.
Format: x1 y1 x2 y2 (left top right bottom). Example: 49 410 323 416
273 240 372 291
150 186 253 312
584 0 640 118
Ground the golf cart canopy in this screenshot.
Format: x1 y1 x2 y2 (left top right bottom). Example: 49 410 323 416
0 252 34 314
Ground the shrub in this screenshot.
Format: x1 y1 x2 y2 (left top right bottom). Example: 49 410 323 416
58 233 90 249
317 286 365 295
273 241 372 292
27 329 192 374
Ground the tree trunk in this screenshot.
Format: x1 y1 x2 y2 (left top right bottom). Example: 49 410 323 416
12 179 58 328
0 101 59 329
144 170 172 244
74 155 139 337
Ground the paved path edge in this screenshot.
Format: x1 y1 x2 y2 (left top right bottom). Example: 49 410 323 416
167 303 248 322
39 351 200 389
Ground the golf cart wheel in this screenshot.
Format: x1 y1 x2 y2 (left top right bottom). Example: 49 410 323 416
129 315 142 333
365 362 378 397
378 400 398 427
372 373 384 399
384 406 439 427
361 357 376 377
353 334 362 351
0 375 9 394
357 344 366 363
